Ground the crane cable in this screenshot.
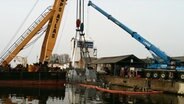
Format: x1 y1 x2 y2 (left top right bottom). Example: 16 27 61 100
9 25 48 60
71 0 81 67
80 0 86 64
23 25 48 50
23 26 48 59
83 0 92 65
78 0 92 67
79 0 86 67
0 0 40 55
86 0 90 37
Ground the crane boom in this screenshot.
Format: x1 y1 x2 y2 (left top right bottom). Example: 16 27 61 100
0 0 67 66
40 0 67 62
88 1 171 65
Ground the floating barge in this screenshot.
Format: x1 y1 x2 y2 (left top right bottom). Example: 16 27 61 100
0 71 66 87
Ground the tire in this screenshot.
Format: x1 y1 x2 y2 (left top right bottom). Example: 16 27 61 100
180 74 184 80
161 73 166 79
153 73 158 78
146 72 151 78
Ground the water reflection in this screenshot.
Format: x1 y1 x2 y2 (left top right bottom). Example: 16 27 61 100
0 84 183 104
0 86 65 104
66 84 182 104
69 84 103 104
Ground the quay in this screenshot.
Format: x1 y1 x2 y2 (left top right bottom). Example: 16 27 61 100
100 75 184 95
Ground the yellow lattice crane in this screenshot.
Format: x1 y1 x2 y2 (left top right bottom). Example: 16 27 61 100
0 0 67 67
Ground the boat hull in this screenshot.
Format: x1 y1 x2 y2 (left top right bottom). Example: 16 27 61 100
0 71 66 87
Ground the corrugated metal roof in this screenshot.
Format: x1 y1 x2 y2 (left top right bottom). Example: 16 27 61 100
92 54 134 64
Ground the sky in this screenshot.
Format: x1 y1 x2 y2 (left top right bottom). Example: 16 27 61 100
0 0 184 64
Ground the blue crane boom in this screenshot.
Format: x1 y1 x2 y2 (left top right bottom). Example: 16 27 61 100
88 1 171 66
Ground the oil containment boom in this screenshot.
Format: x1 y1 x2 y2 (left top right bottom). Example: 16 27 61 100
88 1 172 66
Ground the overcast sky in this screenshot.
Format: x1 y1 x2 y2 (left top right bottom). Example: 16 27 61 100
0 0 184 64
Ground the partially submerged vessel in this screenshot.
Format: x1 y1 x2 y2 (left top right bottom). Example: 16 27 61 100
79 84 162 95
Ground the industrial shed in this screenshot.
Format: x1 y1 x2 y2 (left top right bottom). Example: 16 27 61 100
92 54 145 76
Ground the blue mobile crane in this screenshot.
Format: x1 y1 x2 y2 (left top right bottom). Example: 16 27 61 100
88 1 184 80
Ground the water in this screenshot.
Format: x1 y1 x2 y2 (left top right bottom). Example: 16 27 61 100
0 84 183 104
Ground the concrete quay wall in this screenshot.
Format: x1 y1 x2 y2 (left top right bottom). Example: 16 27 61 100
102 75 184 95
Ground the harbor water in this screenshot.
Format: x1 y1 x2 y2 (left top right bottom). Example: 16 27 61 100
0 84 183 104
